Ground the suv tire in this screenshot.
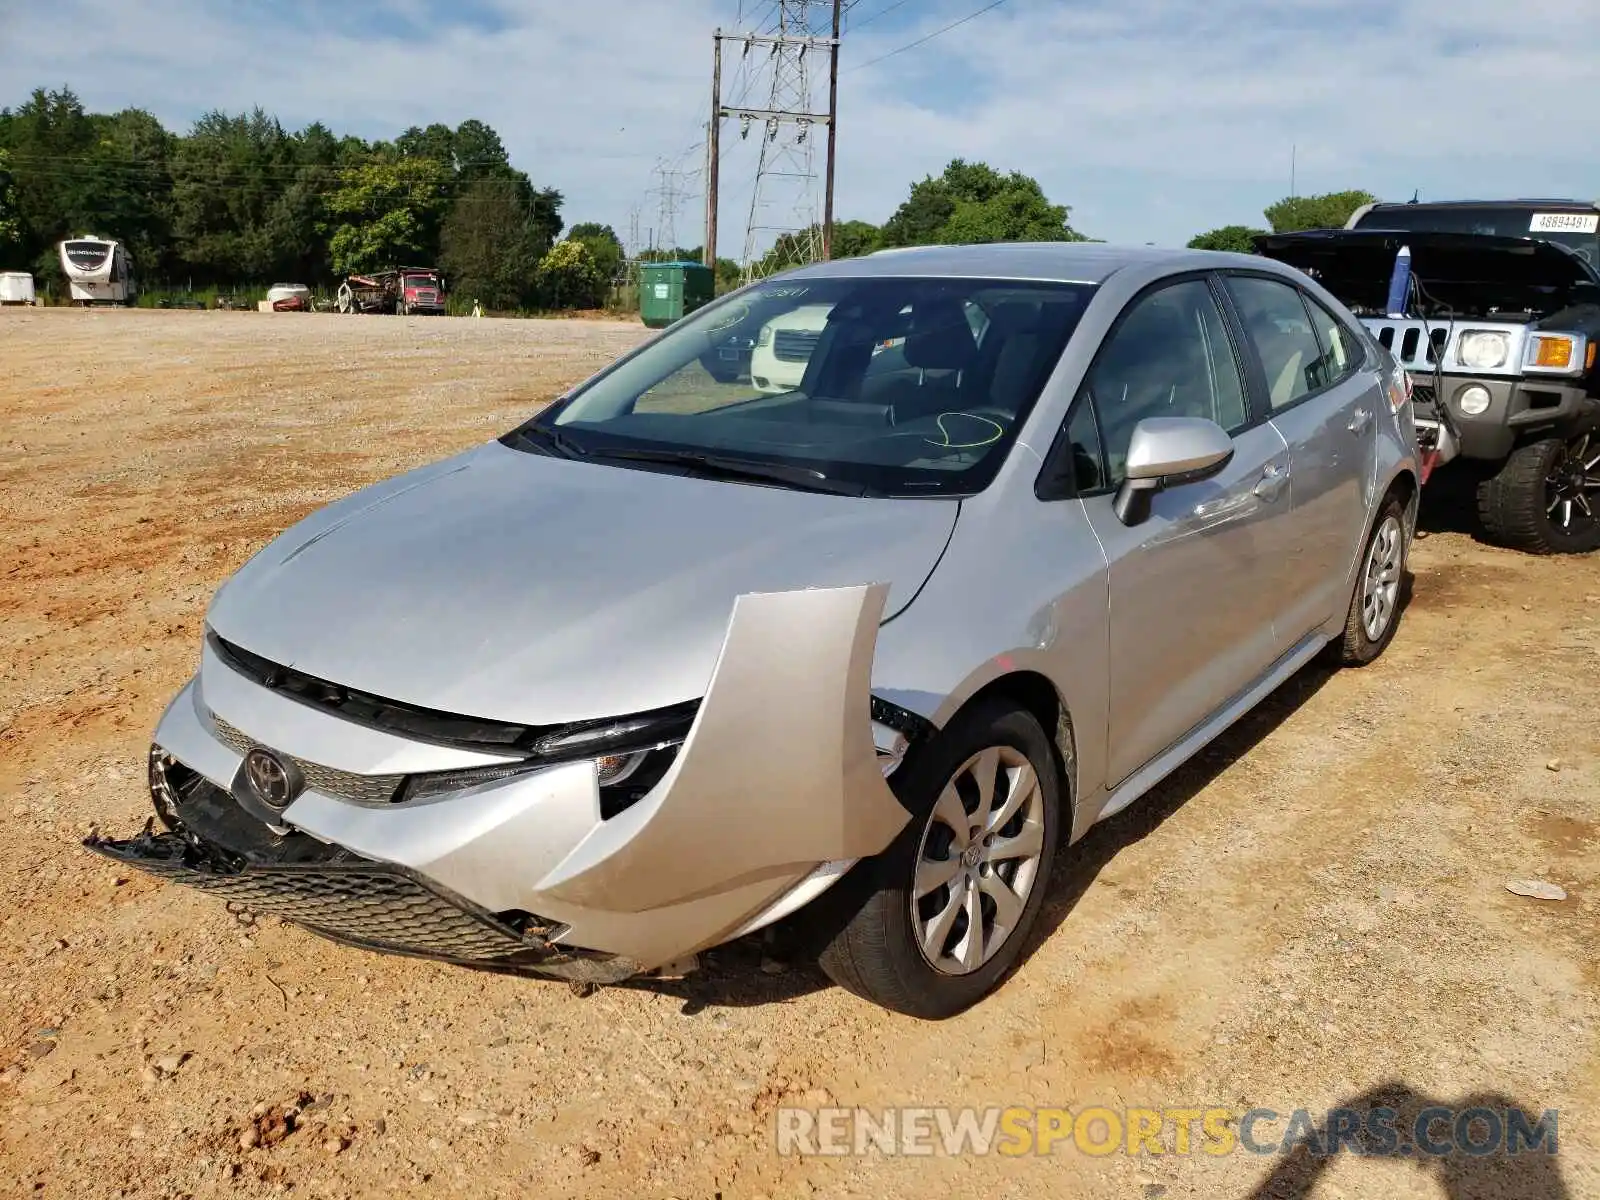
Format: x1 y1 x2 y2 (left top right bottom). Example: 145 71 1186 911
1477 434 1600 555
817 699 1060 1019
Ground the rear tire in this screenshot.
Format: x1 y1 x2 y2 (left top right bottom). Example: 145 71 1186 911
817 699 1060 1019
1477 433 1600 554
1331 494 1407 666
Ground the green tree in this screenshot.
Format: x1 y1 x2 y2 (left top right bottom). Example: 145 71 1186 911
0 87 174 281
0 149 20 252
1187 224 1267 254
1264 190 1376 233
169 108 301 282
568 222 623 282
831 219 882 260
537 238 604 309
325 154 451 274
880 159 1085 247
438 176 550 309
396 123 457 169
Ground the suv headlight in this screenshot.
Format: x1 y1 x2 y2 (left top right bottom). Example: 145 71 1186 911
1457 331 1510 370
756 325 773 347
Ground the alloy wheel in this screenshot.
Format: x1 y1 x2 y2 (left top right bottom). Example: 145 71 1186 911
911 745 1047 976
1545 432 1600 535
1361 513 1403 642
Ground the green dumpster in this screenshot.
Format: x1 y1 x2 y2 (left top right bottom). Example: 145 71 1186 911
639 261 715 328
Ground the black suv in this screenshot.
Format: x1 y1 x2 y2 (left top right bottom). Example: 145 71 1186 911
1257 199 1600 553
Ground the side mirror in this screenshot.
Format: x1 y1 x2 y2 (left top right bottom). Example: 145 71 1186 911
1113 416 1235 526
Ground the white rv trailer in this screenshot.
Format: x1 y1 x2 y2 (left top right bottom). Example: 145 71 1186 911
59 236 137 305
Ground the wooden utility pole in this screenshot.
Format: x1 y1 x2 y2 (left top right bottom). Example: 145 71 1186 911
822 0 841 260
705 31 723 270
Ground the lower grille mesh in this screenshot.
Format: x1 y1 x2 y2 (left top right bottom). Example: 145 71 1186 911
89 833 532 959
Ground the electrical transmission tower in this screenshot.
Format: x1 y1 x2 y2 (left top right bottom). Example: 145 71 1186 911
647 159 694 256
707 0 845 282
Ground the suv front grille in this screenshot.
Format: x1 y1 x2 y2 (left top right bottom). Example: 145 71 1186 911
211 714 403 805
773 329 820 363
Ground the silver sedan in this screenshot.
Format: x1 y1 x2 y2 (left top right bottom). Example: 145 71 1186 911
90 242 1420 1018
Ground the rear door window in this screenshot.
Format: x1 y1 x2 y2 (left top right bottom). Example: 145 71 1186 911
1224 276 1328 410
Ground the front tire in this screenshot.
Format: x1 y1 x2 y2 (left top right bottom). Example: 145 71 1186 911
817 699 1061 1019
1477 433 1600 554
1330 494 1407 666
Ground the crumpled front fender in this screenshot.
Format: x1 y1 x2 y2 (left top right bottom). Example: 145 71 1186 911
284 582 912 971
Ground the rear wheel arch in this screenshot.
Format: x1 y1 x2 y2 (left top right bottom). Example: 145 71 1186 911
1384 468 1420 537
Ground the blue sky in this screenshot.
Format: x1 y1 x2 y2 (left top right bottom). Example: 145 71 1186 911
2 0 1597 258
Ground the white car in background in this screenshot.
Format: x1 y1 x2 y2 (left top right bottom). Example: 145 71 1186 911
750 303 834 393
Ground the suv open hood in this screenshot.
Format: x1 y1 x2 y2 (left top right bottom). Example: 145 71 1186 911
1253 228 1600 319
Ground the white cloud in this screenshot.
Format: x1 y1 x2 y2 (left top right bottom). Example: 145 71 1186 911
2 0 1596 256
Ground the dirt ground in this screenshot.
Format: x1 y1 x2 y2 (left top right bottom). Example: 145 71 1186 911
0 307 1594 1200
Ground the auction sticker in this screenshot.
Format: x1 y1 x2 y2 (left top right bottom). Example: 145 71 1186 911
1530 212 1598 234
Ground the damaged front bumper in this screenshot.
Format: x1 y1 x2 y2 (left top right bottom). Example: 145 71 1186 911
84 584 917 982
85 823 639 983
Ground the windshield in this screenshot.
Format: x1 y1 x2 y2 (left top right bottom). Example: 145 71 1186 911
405 275 438 289
63 241 111 270
1354 206 1599 267
517 275 1095 497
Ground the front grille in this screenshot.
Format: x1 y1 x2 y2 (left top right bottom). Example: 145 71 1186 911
773 329 820 363
1410 384 1437 410
211 714 403 805
1367 319 1450 372
87 831 540 960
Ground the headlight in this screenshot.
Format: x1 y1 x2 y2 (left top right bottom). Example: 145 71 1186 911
1457 331 1510 370
871 720 909 777
1456 384 1492 416
399 703 699 804
397 760 546 804
756 326 773 347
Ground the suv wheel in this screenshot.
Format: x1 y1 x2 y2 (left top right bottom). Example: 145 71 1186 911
1478 433 1600 554
817 699 1060 1019
1330 495 1407 666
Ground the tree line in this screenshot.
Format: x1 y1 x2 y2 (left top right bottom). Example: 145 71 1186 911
0 86 1374 311
0 87 621 309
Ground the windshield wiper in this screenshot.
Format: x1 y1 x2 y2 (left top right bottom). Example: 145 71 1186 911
594 446 875 496
508 421 586 460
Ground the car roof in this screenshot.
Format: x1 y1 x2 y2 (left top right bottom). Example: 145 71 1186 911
1365 198 1598 211
776 241 1274 285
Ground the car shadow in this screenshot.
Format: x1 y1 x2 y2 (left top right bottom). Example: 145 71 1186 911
1241 1080 1571 1199
1024 657 1339 957
1415 460 1487 540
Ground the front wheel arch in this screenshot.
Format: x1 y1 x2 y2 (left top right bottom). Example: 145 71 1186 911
930 670 1076 836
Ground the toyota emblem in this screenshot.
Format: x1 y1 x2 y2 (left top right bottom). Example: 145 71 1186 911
244 748 299 809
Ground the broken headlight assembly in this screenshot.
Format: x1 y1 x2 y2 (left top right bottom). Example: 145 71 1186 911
395 703 699 806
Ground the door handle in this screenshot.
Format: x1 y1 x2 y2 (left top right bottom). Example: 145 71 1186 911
1348 407 1372 434
1252 463 1288 501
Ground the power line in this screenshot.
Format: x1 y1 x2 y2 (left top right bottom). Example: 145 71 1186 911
846 0 911 30
846 0 1014 72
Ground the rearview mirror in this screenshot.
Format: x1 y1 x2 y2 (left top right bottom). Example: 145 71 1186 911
1113 417 1235 525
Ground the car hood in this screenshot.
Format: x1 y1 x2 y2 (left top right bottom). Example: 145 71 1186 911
1253 228 1600 319
205 440 958 725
